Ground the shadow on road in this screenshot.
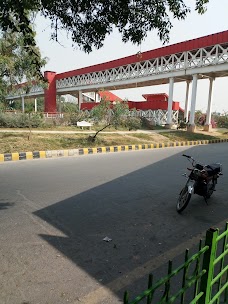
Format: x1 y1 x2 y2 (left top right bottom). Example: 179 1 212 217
0 202 14 210
33 144 228 302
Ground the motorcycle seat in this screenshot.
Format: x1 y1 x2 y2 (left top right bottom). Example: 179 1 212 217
205 163 221 176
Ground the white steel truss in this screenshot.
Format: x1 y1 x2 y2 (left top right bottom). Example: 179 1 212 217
56 44 228 90
6 42 228 99
6 85 44 99
128 110 179 125
64 109 179 125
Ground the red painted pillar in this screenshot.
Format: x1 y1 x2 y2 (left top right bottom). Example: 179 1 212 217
44 71 57 113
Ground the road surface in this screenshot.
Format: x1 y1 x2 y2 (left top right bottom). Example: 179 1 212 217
0 143 227 303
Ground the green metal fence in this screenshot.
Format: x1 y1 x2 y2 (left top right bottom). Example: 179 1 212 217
123 223 228 304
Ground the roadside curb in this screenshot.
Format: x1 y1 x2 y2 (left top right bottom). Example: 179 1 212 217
0 138 227 162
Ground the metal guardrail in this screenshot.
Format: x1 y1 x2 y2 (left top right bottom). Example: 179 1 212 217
124 223 228 304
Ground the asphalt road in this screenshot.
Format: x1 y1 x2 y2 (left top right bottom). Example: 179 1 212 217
0 143 228 304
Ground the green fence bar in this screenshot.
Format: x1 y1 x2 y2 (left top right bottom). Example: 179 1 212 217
124 245 208 303
198 228 219 304
124 223 228 304
215 222 228 304
181 249 189 304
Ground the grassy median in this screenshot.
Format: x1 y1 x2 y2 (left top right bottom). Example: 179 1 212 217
0 128 227 153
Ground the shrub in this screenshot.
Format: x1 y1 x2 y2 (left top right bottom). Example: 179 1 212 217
68 111 90 126
0 113 43 128
120 117 142 130
216 115 228 128
29 114 44 127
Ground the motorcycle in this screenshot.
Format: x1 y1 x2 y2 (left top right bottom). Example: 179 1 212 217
176 154 223 213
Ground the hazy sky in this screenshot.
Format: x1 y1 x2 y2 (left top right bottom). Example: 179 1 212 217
35 0 228 113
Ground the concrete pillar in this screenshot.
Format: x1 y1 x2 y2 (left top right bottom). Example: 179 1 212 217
34 98 37 113
44 71 57 113
188 74 198 132
184 80 191 122
22 96 25 113
58 95 63 117
78 90 83 110
166 77 174 127
204 77 214 131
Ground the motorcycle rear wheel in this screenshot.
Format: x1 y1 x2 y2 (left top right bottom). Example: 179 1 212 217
206 179 216 199
176 186 191 213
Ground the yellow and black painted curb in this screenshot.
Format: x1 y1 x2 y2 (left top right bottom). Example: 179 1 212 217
0 138 227 162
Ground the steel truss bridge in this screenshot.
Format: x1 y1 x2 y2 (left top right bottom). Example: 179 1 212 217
6 30 228 131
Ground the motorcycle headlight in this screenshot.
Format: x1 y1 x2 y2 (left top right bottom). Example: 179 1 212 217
192 169 201 178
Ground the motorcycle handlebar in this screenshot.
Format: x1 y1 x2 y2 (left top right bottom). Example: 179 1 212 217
182 154 192 158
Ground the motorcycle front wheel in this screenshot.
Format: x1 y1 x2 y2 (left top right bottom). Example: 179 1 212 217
176 186 191 213
206 179 216 199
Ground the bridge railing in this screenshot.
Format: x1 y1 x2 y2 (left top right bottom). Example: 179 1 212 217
123 223 228 304
5 42 228 98
6 85 44 100
56 44 228 90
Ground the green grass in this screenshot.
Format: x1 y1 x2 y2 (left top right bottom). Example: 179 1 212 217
160 131 219 141
150 125 166 130
215 128 228 135
128 133 154 140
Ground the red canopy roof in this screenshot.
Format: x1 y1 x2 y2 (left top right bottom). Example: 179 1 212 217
99 91 122 102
